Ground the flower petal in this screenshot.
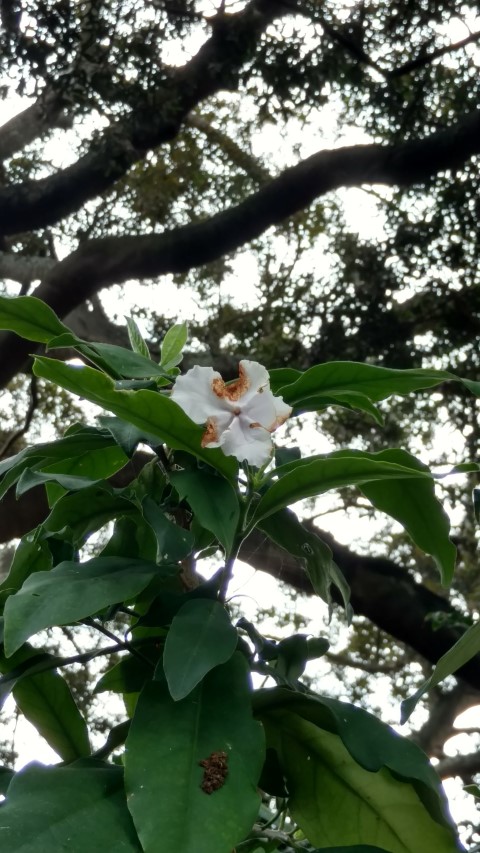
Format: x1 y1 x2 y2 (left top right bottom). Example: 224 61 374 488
171 365 232 423
231 360 271 406
246 387 291 432
201 412 233 448
220 413 273 467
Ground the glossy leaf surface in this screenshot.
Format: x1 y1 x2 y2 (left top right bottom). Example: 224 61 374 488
0 761 141 851
163 599 238 700
3 557 162 656
170 469 240 553
0 294 69 342
125 654 264 853
401 620 480 723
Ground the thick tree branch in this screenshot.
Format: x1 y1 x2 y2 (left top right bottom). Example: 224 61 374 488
0 252 55 285
436 750 480 782
410 683 479 758
0 0 283 236
1 107 480 387
388 29 480 79
0 91 73 162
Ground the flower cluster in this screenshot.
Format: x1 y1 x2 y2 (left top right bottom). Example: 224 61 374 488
171 360 291 467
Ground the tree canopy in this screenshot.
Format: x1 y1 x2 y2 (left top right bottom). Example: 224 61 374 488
1 0 480 847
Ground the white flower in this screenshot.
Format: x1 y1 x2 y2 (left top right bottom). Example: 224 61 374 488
171 359 292 467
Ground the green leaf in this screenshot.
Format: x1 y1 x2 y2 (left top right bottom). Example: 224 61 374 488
78 341 168 379
0 642 89 761
474 488 480 523
274 635 309 683
12 669 90 762
0 295 69 342
268 367 302 392
278 362 455 407
15 467 105 497
258 508 351 616
163 599 238 700
274 445 301 467
40 483 137 546
160 322 188 370
0 761 141 851
3 557 163 656
141 496 194 563
126 317 151 359
99 515 158 563
170 469 240 553
254 451 432 524
464 784 480 799
40 444 128 481
0 531 52 601
255 690 462 853
401 619 480 723
462 378 480 397
94 652 158 696
311 848 401 852
0 429 124 500
33 357 237 481
0 453 44 500
93 720 131 759
0 766 14 795
125 653 264 853
0 647 62 708
358 449 456 585
98 415 163 456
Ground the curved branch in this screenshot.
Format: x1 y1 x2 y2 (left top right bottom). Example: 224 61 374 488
0 91 73 162
0 251 55 285
388 29 480 79
436 750 480 782
1 107 480 387
0 0 282 236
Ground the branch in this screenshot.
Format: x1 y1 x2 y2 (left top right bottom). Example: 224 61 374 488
1 106 480 387
325 650 409 675
0 0 284 236
436 750 480 782
0 90 72 162
186 114 271 184
410 683 479 757
0 251 56 286
0 374 38 458
388 29 480 79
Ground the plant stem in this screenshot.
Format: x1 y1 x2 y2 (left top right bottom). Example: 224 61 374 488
0 636 162 688
83 617 154 665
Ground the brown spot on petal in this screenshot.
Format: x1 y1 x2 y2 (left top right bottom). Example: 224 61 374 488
249 421 262 429
201 417 219 447
212 377 226 398
269 410 292 432
224 363 250 402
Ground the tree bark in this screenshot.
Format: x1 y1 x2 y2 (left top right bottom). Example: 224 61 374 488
1 108 480 388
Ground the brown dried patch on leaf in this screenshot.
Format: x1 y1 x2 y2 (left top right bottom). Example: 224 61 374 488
199 749 229 794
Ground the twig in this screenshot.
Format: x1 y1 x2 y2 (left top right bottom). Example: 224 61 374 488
83 617 155 666
0 637 162 689
389 29 480 79
0 374 38 458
